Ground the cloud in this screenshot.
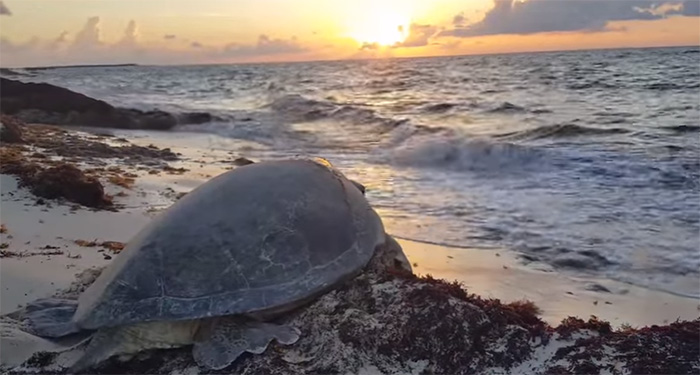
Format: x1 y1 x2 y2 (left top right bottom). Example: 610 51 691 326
73 16 101 48
396 23 438 48
1 18 309 67
453 12 467 27
668 0 700 15
360 42 380 50
0 1 10 16
441 0 684 38
118 20 138 46
217 34 306 57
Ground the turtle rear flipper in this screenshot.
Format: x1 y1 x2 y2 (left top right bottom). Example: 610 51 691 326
25 298 82 338
193 317 300 370
69 320 200 373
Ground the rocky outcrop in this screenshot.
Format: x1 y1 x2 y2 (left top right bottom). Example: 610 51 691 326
0 78 214 130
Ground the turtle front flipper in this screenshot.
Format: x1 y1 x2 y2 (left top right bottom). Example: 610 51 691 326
24 298 82 338
193 316 300 370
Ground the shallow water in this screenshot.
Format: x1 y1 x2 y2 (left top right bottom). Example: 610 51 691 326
18 46 700 298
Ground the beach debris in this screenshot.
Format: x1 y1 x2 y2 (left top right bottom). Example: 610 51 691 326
101 241 125 253
0 249 64 258
0 114 24 143
74 239 125 254
74 239 98 247
107 175 135 189
0 243 8 249
5 269 698 375
585 283 612 293
162 165 188 174
30 164 112 208
0 146 113 208
0 224 7 234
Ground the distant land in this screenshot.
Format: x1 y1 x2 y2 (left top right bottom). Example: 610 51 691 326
22 63 139 71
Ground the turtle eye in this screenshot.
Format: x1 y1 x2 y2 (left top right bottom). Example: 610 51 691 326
350 180 366 195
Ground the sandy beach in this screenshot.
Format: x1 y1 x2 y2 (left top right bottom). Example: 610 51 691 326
2 125 697 327
0 118 698 374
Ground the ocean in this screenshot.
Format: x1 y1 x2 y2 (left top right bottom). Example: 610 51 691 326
19 46 700 299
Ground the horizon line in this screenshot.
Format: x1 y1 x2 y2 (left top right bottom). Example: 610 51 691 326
4 43 697 70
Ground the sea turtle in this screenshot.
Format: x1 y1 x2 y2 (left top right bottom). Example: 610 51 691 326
17 158 411 372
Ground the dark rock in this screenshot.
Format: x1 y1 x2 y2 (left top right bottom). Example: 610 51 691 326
177 112 215 125
116 108 177 131
0 78 179 130
0 114 24 143
232 157 255 166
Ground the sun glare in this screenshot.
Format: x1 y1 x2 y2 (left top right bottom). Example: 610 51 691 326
347 7 410 47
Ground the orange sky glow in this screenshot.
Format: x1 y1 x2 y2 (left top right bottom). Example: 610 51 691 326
0 0 698 67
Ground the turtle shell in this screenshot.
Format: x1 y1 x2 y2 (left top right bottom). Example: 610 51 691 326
73 159 384 329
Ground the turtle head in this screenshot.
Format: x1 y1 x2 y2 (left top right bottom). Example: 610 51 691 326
370 234 413 274
350 180 366 195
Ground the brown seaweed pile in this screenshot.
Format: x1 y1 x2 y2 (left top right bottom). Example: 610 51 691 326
5 268 698 375
0 115 181 208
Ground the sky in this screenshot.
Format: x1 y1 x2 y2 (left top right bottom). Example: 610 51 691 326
0 0 698 67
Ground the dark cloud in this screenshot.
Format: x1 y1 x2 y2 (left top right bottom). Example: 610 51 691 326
396 24 438 48
0 1 11 16
164 34 177 40
191 41 202 48
682 0 700 15
453 12 466 26
441 0 676 38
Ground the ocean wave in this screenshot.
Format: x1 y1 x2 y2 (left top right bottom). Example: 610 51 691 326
265 94 406 129
567 81 618 90
645 82 685 91
661 125 700 133
486 102 526 114
378 126 547 172
498 124 630 141
422 103 456 113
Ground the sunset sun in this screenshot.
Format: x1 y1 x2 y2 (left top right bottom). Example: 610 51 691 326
347 8 410 46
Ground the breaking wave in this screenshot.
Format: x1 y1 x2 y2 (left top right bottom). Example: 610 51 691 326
265 94 406 128
378 126 548 172
498 124 630 141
